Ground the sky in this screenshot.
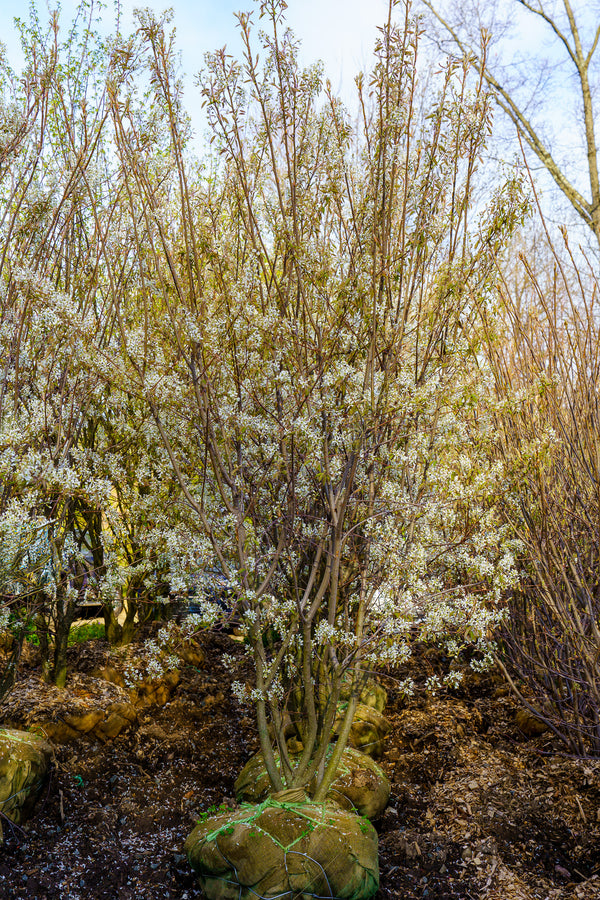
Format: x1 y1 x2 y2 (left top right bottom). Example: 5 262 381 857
0 0 391 71
0 0 570 135
0 0 595 245
0 0 392 130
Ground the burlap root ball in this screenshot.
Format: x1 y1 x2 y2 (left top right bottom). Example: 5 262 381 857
185 792 379 900
342 678 387 714
235 746 390 820
333 704 391 759
0 728 52 840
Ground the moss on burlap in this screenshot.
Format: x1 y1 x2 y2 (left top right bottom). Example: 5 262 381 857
342 679 387 715
0 728 52 839
333 703 391 759
235 746 390 820
185 793 379 900
315 674 387 717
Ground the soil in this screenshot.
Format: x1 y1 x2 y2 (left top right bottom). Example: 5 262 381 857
1 632 600 900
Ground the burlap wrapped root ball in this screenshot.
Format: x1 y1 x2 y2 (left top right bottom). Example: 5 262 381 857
342 678 387 714
235 746 390 820
0 728 52 840
281 701 390 761
185 792 379 900
333 703 391 759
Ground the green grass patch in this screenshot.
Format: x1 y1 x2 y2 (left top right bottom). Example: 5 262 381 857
22 619 105 647
68 621 105 644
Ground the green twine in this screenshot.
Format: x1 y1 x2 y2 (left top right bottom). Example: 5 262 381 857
204 796 334 850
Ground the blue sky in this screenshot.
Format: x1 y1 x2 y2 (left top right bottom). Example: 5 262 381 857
0 1 561 127
0 0 391 119
0 0 593 243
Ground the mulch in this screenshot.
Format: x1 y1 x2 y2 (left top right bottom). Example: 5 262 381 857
1 634 599 899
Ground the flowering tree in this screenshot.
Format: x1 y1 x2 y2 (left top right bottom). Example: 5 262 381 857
0 4 153 683
103 0 524 796
97 391 214 645
0 9 106 686
0 3 209 686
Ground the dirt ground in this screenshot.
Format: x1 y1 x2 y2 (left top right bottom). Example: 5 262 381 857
1 632 600 900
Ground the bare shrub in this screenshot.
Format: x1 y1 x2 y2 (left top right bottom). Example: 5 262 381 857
486 225 600 755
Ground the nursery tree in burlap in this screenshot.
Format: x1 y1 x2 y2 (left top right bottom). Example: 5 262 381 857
104 0 523 799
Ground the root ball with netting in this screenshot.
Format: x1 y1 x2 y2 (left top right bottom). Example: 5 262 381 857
0 728 52 841
185 792 379 900
235 746 390 821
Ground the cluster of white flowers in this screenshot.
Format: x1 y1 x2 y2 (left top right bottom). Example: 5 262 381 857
0 607 10 635
443 670 464 689
231 680 250 704
123 629 181 688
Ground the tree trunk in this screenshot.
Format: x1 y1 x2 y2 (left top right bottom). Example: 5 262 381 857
49 591 77 687
0 634 24 704
36 609 52 684
104 596 138 646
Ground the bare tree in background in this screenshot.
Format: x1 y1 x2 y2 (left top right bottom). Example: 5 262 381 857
421 0 600 246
